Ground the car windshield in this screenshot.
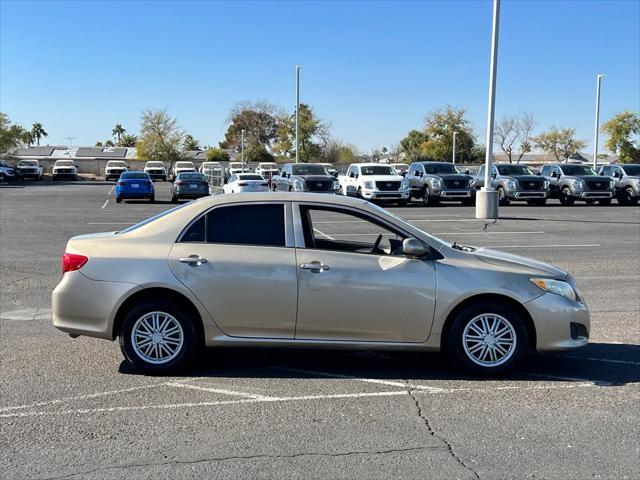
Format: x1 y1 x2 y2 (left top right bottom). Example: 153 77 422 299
18 161 38 166
238 174 264 180
423 163 458 174
146 162 164 167
560 165 597 176
107 161 126 167
229 163 244 168
121 172 149 179
361 165 395 175
392 164 408 172
117 204 188 234
621 165 640 175
292 164 327 175
496 165 533 175
56 161 74 166
176 162 194 168
367 202 448 248
179 173 206 180
259 163 278 169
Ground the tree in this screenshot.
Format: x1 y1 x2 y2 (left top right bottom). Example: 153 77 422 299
494 113 535 163
274 103 329 162
400 130 428 162
220 100 281 152
533 127 586 162
0 112 28 154
183 134 201 151
532 126 587 162
136 108 184 168
95 141 103 147
104 139 115 147
419 106 476 162
205 147 230 163
119 134 138 147
601 111 640 163
31 122 48 146
321 139 358 164
112 124 126 144
246 144 275 163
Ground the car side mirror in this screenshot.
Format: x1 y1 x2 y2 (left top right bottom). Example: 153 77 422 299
415 171 422 177
613 171 621 178
551 172 558 178
332 172 339 178
355 173 359 179
491 172 497 179
464 168 470 175
402 238 427 258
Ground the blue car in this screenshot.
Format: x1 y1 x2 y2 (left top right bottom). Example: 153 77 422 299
115 172 155 203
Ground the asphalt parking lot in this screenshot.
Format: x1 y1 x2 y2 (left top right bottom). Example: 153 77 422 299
1 181 639 479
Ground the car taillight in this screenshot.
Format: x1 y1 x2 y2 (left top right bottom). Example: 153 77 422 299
204 181 209 188
175 180 184 185
117 181 125 186
62 253 88 274
238 182 248 186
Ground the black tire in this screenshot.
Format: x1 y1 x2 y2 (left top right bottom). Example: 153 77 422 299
162 176 167 182
115 197 122 204
357 187 363 198
171 195 179 203
420 187 438 207
526 199 547 206
445 300 528 376
598 198 611 206
73 175 78 181
559 187 575 206
497 187 510 206
118 299 201 374
619 187 638 206
149 195 155 203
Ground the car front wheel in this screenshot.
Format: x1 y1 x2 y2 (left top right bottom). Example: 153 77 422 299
119 300 200 374
445 301 528 375
559 187 575 206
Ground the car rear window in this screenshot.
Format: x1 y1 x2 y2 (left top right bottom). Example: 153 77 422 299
206 204 285 247
238 175 264 180
179 173 206 180
121 172 149 179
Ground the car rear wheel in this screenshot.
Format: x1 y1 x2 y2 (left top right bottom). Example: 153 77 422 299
119 300 200 374
559 187 575 206
115 197 122 204
149 195 155 203
445 301 528 375
619 187 638 205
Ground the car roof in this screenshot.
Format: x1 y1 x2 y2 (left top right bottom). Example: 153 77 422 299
352 163 393 167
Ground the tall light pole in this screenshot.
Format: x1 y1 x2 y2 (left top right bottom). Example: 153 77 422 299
476 0 501 220
241 129 245 167
592 74 605 170
295 65 302 163
452 131 458 165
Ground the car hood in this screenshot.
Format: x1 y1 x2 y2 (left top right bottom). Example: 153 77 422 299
360 175 405 182
473 247 567 278
567 175 604 181
504 175 542 182
296 175 335 182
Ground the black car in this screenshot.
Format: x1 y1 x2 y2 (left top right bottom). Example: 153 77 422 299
540 164 614 205
171 172 210 202
271 163 341 193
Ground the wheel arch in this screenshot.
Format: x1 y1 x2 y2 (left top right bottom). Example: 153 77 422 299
112 287 205 343
440 293 537 351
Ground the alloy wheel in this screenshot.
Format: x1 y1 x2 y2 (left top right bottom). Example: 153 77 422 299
131 311 184 364
462 314 517 367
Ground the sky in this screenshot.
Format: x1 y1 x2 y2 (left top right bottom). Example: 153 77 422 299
1 0 639 153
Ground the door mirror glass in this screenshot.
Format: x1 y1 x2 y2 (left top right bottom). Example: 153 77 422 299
464 168 470 175
491 172 497 179
402 238 426 258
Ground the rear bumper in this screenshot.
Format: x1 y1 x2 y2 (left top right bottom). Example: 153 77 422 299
524 292 590 351
176 191 209 199
116 188 154 198
52 271 138 340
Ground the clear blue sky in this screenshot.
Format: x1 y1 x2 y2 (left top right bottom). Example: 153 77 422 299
1 0 638 152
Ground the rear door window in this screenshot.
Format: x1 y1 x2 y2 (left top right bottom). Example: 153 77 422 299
206 204 285 247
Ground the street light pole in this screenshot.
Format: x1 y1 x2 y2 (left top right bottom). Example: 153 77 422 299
295 65 302 163
476 0 501 220
452 131 458 165
241 129 245 167
592 74 605 171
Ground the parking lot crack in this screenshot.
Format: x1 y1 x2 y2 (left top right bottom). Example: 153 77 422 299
407 386 480 480
43 445 446 479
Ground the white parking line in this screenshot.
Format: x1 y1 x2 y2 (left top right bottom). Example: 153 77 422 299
483 244 601 249
165 382 273 400
100 199 109 209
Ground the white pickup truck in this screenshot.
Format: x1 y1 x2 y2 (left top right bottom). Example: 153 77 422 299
339 163 409 205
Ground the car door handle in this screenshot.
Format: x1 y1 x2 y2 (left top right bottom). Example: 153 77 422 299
179 256 208 266
300 262 330 272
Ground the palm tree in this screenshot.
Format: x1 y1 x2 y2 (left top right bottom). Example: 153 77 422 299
104 139 115 147
112 124 126 144
119 133 138 147
31 122 48 146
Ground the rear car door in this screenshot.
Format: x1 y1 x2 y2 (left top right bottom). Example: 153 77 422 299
169 202 298 338
293 203 436 343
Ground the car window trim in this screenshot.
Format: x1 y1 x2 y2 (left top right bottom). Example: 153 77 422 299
176 201 294 248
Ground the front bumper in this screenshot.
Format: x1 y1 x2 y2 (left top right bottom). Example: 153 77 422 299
145 171 167 179
53 271 138 340
53 171 77 177
432 189 475 198
524 292 590 351
361 189 410 200
573 190 613 199
508 190 548 199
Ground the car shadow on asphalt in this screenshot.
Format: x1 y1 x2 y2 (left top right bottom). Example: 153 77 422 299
119 342 640 386
498 215 639 224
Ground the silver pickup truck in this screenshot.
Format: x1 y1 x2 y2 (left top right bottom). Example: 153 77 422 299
405 161 476 206
475 164 549 206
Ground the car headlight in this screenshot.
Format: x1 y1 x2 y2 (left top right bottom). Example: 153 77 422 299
531 278 577 302
363 181 374 189
570 179 585 190
609 180 615 189
543 180 550 189
431 178 442 189
506 179 517 190
293 179 306 191
332 179 340 190
469 178 476 188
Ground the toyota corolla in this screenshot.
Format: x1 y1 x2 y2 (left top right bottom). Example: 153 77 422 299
52 193 589 374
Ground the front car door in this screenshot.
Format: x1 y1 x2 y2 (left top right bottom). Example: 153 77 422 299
169 202 298 338
293 203 437 343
